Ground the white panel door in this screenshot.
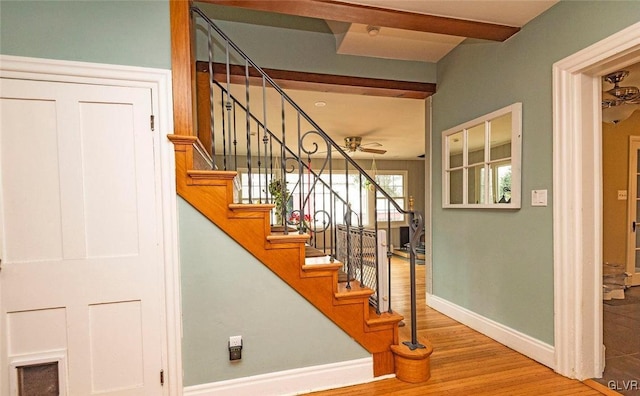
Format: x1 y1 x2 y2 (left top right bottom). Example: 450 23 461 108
0 78 163 395
627 137 640 286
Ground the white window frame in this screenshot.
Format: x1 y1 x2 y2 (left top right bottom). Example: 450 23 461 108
442 102 522 209
369 170 408 227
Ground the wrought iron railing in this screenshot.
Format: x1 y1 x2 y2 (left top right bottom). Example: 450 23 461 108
192 6 425 349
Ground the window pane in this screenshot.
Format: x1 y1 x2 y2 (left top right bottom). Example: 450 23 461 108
377 198 404 222
449 169 463 204
490 113 512 161
320 173 368 226
448 131 463 168
467 124 485 166
467 164 485 204
375 174 403 197
489 162 512 203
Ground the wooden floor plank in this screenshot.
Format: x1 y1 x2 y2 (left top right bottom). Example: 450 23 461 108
305 257 606 395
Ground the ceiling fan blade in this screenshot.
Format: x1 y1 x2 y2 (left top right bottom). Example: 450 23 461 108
359 147 387 155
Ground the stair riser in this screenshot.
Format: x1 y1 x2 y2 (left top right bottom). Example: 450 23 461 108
169 136 401 376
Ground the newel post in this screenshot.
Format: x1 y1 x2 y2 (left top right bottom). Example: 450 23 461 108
170 0 197 136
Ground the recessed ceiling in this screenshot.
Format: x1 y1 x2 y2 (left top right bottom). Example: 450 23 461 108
328 0 558 62
200 0 560 159
224 83 426 160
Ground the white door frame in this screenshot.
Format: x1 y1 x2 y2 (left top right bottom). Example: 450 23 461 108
553 21 640 380
627 136 640 286
0 55 182 394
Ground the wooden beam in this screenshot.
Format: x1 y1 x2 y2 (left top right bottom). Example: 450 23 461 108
170 0 197 136
196 61 435 99
202 0 520 41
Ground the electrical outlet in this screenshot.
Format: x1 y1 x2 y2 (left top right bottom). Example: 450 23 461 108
229 335 242 348
618 190 628 200
229 336 242 361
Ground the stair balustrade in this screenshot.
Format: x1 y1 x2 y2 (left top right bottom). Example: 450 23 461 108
192 6 425 349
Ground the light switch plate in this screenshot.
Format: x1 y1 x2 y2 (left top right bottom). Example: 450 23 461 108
531 190 548 206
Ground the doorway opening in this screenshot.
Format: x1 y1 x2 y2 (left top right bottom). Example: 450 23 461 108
553 21 640 380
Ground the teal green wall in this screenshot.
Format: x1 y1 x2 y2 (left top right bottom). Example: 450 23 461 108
432 1 640 345
0 0 171 69
195 2 436 83
178 198 368 385
0 0 369 388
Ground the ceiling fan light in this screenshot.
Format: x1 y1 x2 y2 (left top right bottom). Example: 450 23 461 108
607 85 640 101
602 103 639 124
603 70 629 86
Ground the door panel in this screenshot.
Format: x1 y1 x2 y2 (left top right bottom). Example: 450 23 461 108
0 78 163 395
627 137 640 286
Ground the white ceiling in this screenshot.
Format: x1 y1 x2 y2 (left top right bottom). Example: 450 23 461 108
224 84 426 160
211 1 562 160
285 1 557 159
326 0 558 62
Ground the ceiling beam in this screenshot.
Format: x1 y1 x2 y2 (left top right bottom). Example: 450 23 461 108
202 0 520 41
196 61 435 99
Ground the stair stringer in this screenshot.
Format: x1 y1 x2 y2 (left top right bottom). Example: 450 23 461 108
169 135 402 376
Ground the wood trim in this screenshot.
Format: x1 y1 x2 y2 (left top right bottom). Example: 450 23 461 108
552 21 640 379
582 379 623 395
170 0 197 136
196 61 435 99
171 138 402 376
201 0 519 41
390 337 433 383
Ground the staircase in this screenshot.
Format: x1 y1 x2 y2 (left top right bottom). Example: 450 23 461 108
168 4 432 381
169 134 403 376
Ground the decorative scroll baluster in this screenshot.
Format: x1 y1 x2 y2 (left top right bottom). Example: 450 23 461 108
244 59 252 202
262 77 269 206
232 101 237 170
192 5 425 344
280 95 286 232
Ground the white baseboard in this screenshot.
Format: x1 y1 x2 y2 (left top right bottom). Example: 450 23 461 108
184 357 389 396
427 293 555 369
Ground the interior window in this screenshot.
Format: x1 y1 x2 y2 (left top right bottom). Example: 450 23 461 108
442 103 522 209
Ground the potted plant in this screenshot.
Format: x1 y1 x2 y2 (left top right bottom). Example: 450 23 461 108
268 178 289 225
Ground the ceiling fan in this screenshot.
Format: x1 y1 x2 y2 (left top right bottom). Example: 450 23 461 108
343 136 386 155
602 69 640 124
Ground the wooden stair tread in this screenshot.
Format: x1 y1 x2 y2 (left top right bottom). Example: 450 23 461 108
302 258 342 269
305 245 329 258
335 281 374 299
171 136 400 377
188 169 237 180
271 225 298 233
367 306 404 327
266 233 310 244
228 203 274 211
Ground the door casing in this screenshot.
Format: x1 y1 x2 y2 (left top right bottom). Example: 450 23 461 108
0 55 181 394
553 21 640 379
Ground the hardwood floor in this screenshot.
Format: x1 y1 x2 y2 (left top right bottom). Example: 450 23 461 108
306 257 608 395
